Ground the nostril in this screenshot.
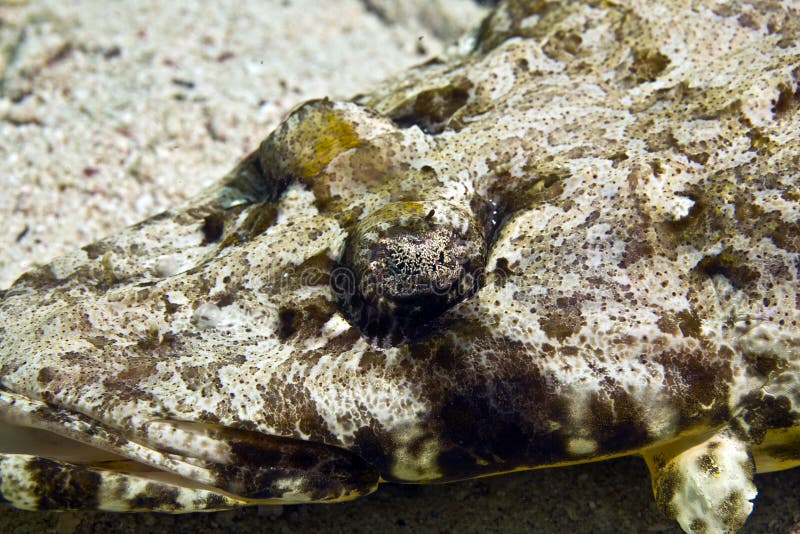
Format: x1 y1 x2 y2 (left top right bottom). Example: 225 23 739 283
333 200 487 345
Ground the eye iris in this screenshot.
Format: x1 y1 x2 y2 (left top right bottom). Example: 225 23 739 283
334 201 486 344
374 227 467 299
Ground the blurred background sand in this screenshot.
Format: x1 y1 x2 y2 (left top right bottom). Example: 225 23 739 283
1 1 799 532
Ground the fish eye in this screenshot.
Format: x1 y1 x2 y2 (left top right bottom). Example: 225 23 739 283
333 200 486 344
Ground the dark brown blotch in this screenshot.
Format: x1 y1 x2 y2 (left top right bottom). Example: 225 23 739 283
276 298 337 342
240 203 279 237
738 392 796 442
27 456 102 510
587 379 650 453
656 348 732 427
201 212 225 244
260 378 337 441
719 490 749 531
82 241 107 260
180 365 223 393
402 333 571 479
295 252 334 287
135 330 177 354
492 257 514 288
618 237 655 269
488 169 566 216
129 483 182 511
390 77 473 134
542 29 582 60
770 220 800 253
697 453 720 476
743 344 787 378
432 363 569 479
10 264 62 292
629 48 670 84
358 350 387 370
352 425 394 479
162 294 180 315
324 326 361 354
474 0 560 53
689 518 708 533
675 310 702 338
116 356 159 382
538 296 585 342
695 248 760 289
216 291 236 307
747 128 774 155
687 151 710 165
277 307 298 341
654 463 681 519
772 81 800 119
37 366 55 385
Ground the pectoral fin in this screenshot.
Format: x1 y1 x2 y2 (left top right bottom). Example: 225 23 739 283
643 430 757 533
0 453 241 512
139 420 380 504
0 392 379 510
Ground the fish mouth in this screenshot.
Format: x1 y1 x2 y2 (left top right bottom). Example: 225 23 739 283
0 390 379 511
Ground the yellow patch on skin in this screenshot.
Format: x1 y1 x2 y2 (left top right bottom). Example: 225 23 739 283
752 427 800 473
297 109 360 178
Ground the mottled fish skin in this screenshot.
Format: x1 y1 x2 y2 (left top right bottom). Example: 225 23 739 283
1 0 799 529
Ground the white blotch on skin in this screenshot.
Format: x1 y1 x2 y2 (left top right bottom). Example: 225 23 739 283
154 254 187 277
567 437 599 456
193 302 221 329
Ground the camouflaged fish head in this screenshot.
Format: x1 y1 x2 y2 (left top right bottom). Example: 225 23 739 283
1 1 799 532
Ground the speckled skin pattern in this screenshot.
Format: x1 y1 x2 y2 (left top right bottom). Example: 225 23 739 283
1 1 799 532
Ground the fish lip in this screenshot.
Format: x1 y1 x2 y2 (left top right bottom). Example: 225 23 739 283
0 389 379 503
